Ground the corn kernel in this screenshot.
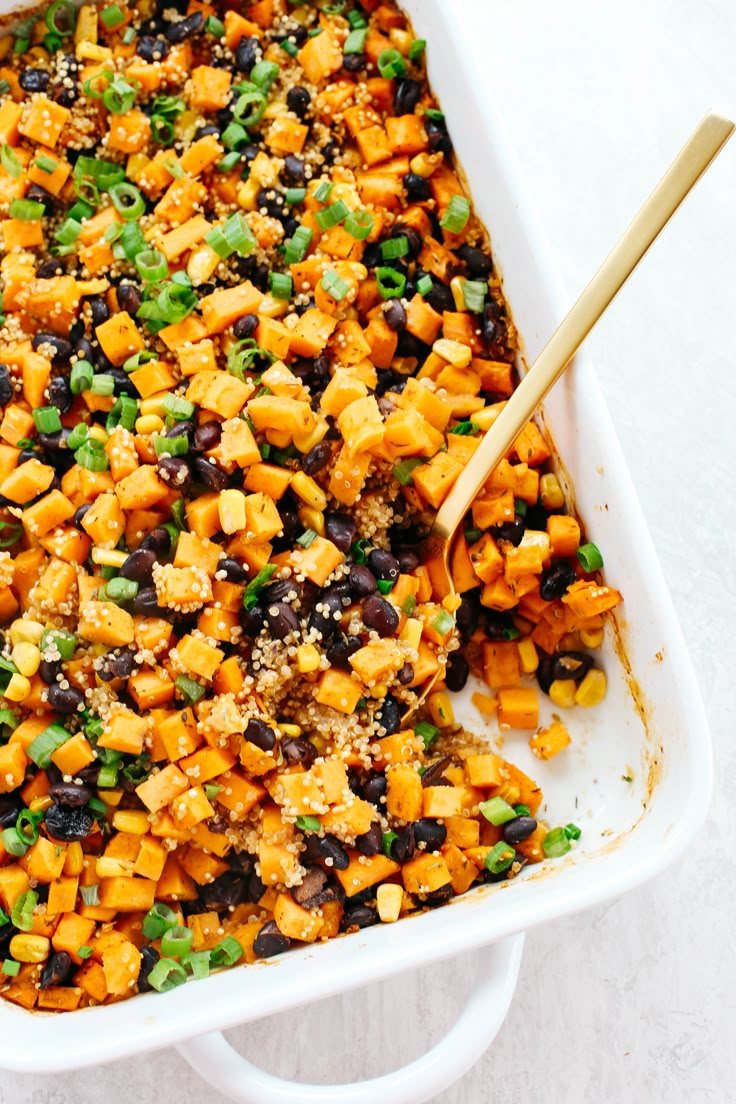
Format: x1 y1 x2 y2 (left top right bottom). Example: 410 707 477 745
441 593 462 613
297 506 325 538
428 690 454 728
111 809 150 835
91 548 128 568
540 472 565 510
432 336 472 368
257 294 289 319
64 842 84 877
575 668 607 707
296 644 320 674
28 795 53 814
135 414 164 435
9 619 44 647
580 626 605 649
237 178 260 211
448 276 467 312
279 722 302 738
218 489 247 535
549 679 577 709
96 856 134 879
9 934 50 964
187 242 220 287
77 42 112 62
139 394 167 417
399 617 422 651
291 472 328 511
409 151 441 178
388 27 413 53
75 4 98 46
127 151 150 179
376 883 403 923
88 425 108 445
517 638 539 674
470 404 505 431
11 642 41 678
3 673 30 703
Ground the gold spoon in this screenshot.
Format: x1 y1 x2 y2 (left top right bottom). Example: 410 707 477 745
411 111 734 715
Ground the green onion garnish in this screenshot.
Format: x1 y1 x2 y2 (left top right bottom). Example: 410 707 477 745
0 145 21 179
409 38 426 60
147 957 188 992
314 199 350 231
564 823 582 840
417 274 433 297
27 723 71 768
376 267 406 299
381 831 398 858
320 270 349 302
380 236 408 260
392 457 424 485
209 936 243 967
161 394 195 421
11 890 38 932
142 901 179 940
1 960 19 976
269 272 292 300
181 951 210 979
401 595 416 615
344 27 368 54
82 69 113 100
514 804 531 817
175 674 205 704
347 10 367 28
542 827 572 858
160 924 194 958
55 218 82 246
462 279 487 313
377 48 407 79
33 406 62 434
100 4 125 28
75 442 109 472
9 198 44 221
205 14 225 36
243 563 277 610
41 628 75 660
69 360 94 395
414 721 440 749
313 180 333 203
440 194 471 234
250 60 280 92
109 182 145 221
90 374 115 397
280 39 298 57
344 210 374 240
283 224 313 265
77 945 93 959
1 828 28 857
376 579 394 595
296 528 317 549
295 815 321 832
431 609 455 637
285 187 306 205
576 542 603 572
484 841 515 875
479 797 517 826
45 0 75 36
99 577 138 603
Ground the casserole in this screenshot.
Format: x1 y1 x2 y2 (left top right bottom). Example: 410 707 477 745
0 0 712 1099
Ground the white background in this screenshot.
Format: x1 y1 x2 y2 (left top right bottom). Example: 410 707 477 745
2 0 735 1101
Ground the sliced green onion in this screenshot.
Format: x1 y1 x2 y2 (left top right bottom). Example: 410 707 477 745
161 394 194 421
148 957 188 992
75 442 109 472
134 248 168 284
44 31 63 52
0 710 17 731
33 407 62 434
295 815 321 832
55 218 82 246
77 945 93 960
209 936 243 967
1 144 21 179
204 226 231 260
217 151 242 173
68 198 94 222
118 220 147 262
320 270 349 302
0 522 22 550
151 116 175 144
96 761 119 788
448 420 479 436
462 279 487 313
401 595 416 615
27 722 71 768
110 182 145 221
377 48 406 79
1 959 19 977
344 27 368 54
242 563 277 610
417 273 433 297
280 39 298 58
315 199 349 231
151 93 185 120
347 10 368 28
414 721 440 749
16 809 43 847
100 4 125 28
123 350 156 373
203 783 222 801
381 236 408 260
440 194 471 234
90 374 115 396
296 528 317 549
175 674 205 704
154 434 188 457
564 823 582 840
1 828 28 857
381 830 398 857
344 210 374 240
313 180 333 203
514 804 531 818
14 38 31 56
542 827 572 858
222 121 248 151
41 629 75 660
376 579 394 595
576 542 603 572
351 538 371 564
11 889 38 932
0 81 10 96
501 626 520 642
283 224 313 265
181 950 210 979
323 0 346 12
160 924 194 958
223 211 256 255
99 577 138 603
103 77 139 115
205 15 225 37
74 154 124 192
9 198 44 221
45 0 76 36
376 267 406 299
70 360 94 395
142 901 179 940
392 458 423 487
431 609 455 636
82 69 113 99
164 156 184 180
123 26 135 44
285 187 306 205
514 497 527 517
269 272 292 300
233 88 267 128
479 796 517 826
409 38 426 60
425 108 444 121
484 841 516 875
250 60 280 92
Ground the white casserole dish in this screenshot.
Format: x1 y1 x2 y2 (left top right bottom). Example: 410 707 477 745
0 1 713 1099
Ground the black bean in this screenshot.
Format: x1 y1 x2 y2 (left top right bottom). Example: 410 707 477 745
301 441 331 476
375 693 401 736
0 795 22 828
137 945 161 992
456 591 480 637
36 257 64 279
117 283 142 315
367 549 400 583
165 11 204 42
326 634 362 670
324 512 356 553
355 822 382 857
413 819 447 851
457 244 492 278
383 299 407 332
192 421 222 452
166 419 193 443
20 68 50 93
0 366 11 407
45 804 95 842
218 557 246 583
281 736 317 768
503 816 537 845
75 337 95 362
234 35 261 73
101 648 135 680
87 296 110 327
246 869 267 904
32 333 72 363
239 603 264 638
282 153 305 185
494 518 525 546
157 455 192 493
292 867 328 908
38 659 61 685
403 171 431 201
445 652 469 693
253 919 290 958
425 280 456 315
393 224 423 259
421 756 452 788
342 53 364 72
360 774 386 809
46 683 84 714
286 85 310 118
257 187 285 220
483 300 507 347
265 601 300 640
346 565 375 601
307 582 347 638
540 561 577 601
244 717 276 752
426 117 453 155
341 904 378 932
396 330 429 359
51 79 75 107
195 124 221 140
394 551 417 576
48 376 73 414
551 651 594 683
424 883 454 906
361 594 399 637
193 456 228 492
398 663 415 685
202 871 247 911
139 526 171 557
137 35 169 62
120 548 156 585
104 366 139 397
133 586 167 618
39 951 73 989
48 781 91 807
317 835 349 871
276 508 298 547
392 825 417 863
393 78 421 115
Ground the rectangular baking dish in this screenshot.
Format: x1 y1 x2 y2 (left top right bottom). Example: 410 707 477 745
0 0 712 1073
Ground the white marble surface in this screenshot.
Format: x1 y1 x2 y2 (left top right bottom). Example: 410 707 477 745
2 1 735 1101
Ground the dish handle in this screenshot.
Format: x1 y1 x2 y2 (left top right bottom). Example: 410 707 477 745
176 933 524 1104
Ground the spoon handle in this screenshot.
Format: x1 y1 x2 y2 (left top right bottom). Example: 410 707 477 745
432 111 734 542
